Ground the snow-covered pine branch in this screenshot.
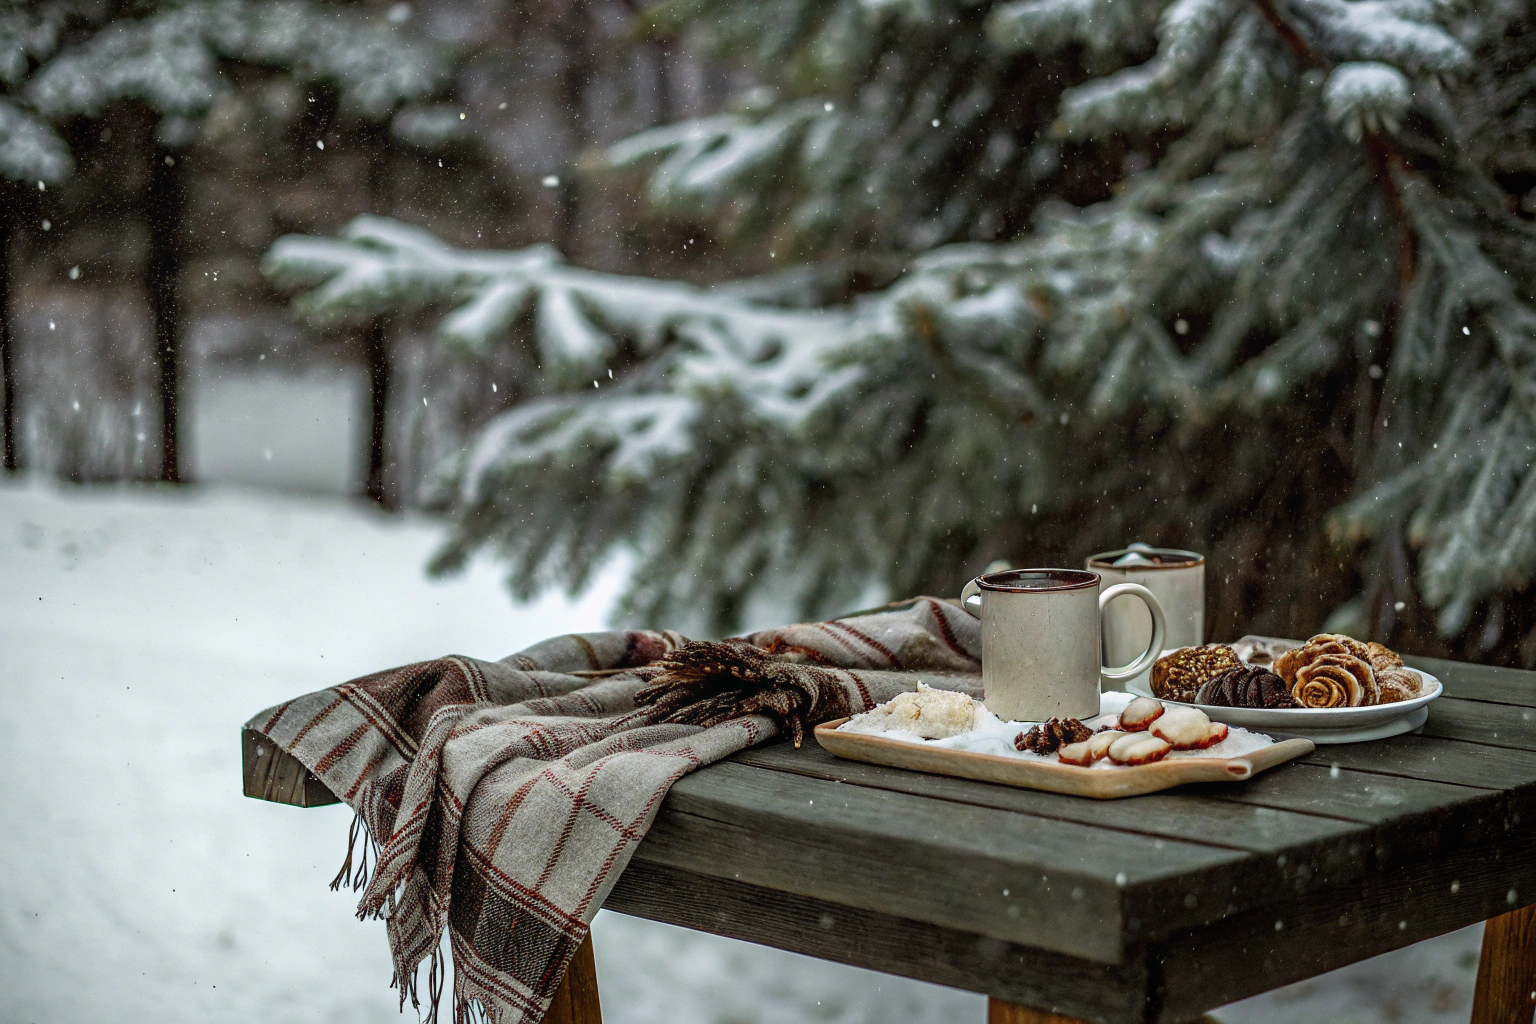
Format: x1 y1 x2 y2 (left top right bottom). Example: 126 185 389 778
26 0 447 126
265 215 860 413
0 98 70 182
1323 61 1413 140
986 0 1166 58
267 0 1536 652
609 0 1096 258
0 1 70 182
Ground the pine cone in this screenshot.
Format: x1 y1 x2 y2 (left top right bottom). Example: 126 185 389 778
1016 717 1092 754
1151 645 1241 703
634 639 857 747
1196 665 1297 708
1275 634 1371 683
1291 653 1379 708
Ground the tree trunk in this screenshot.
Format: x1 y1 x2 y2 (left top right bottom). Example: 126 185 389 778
363 319 392 508
1 206 15 474
146 147 185 483
553 9 590 255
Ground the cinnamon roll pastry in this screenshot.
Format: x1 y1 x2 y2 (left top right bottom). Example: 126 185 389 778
1290 653 1379 708
1375 666 1422 704
1365 642 1404 673
1275 633 1372 684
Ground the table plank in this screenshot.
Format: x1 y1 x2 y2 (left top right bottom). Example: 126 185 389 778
1154 812 1536 1021
737 735 1526 886
1406 654 1536 707
606 861 1155 1024
620 767 1536 1024
646 762 1253 963
1422 697 1536 752
1182 763 1509 869
241 727 339 807
732 744 1372 900
1298 732 1536 791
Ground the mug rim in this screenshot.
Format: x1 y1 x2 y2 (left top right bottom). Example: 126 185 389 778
977 568 1100 592
1086 546 1205 571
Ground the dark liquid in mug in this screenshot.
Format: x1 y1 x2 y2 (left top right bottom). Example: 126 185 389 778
979 569 1098 591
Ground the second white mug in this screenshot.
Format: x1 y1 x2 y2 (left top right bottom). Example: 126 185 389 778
1087 544 1205 693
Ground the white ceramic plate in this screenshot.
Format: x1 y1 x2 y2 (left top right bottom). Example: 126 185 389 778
1129 661 1442 745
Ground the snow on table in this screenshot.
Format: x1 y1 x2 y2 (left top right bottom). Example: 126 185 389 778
840 690 1275 766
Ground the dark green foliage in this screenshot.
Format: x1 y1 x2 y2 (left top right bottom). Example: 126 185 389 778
266 0 1536 659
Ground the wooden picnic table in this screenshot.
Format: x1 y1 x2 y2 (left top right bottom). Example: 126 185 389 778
244 650 1536 1024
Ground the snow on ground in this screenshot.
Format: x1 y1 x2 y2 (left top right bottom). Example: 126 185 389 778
0 480 1482 1024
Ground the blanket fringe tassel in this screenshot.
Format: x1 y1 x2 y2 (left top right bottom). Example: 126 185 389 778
454 995 495 1024
331 812 379 893
391 940 448 1024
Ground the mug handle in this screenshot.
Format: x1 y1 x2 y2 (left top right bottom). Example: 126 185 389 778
1098 583 1166 682
960 577 984 618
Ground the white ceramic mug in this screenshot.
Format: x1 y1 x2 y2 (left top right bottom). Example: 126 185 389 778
1087 545 1204 694
960 569 1166 722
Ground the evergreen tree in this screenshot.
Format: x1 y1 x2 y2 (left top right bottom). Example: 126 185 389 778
0 0 446 480
1 2 72 472
264 0 1536 657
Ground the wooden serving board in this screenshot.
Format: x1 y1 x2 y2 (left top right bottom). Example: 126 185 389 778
813 720 1315 799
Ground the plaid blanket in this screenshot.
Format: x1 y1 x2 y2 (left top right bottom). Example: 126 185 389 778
245 596 981 1024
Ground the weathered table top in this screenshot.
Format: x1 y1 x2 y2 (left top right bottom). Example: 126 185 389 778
245 652 1536 1023
603 653 1536 1023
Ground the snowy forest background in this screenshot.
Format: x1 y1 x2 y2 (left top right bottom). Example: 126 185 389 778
7 0 1536 660
5 1 1533 1021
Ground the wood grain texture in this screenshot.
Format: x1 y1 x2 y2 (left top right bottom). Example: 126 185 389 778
812 719 1313 799
1153 817 1536 1021
241 728 339 807
1406 655 1536 708
1298 733 1536 792
740 741 1363 849
1422 698 1536 753
606 859 1155 1024
539 933 602 1024
733 742 1374 903
1472 903 1536 1024
647 759 1257 962
738 740 1505 867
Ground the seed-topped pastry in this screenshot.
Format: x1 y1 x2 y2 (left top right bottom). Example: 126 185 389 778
1196 664 1298 708
1151 644 1242 703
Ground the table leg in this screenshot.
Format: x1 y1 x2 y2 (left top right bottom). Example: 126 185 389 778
987 999 1093 1024
1472 904 1536 1024
986 1000 1222 1024
540 934 603 1024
